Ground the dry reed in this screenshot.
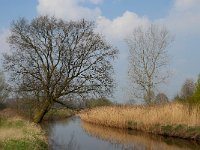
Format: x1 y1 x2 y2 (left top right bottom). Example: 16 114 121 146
79 102 200 139
0 108 46 143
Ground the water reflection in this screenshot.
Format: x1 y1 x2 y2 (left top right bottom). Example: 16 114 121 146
49 133 80 150
82 120 200 150
47 117 200 150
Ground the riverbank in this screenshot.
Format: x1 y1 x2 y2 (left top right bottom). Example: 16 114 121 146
0 108 48 150
79 102 200 142
44 108 75 121
81 119 200 150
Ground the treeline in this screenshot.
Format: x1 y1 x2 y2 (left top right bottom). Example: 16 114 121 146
175 75 200 105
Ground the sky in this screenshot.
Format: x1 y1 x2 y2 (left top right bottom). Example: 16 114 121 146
0 0 200 103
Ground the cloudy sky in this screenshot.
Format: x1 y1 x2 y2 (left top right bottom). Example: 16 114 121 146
0 0 200 102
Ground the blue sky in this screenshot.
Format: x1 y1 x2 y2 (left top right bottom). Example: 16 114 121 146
0 0 200 102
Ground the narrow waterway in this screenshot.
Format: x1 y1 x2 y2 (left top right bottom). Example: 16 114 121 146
47 117 200 150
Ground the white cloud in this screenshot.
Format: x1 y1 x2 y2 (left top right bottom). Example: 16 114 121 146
96 11 150 41
37 0 101 20
88 0 103 4
159 0 200 35
174 0 199 10
34 0 200 101
37 0 151 42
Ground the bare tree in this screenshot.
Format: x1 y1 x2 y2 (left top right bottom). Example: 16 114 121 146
180 79 195 100
3 16 118 123
126 24 173 104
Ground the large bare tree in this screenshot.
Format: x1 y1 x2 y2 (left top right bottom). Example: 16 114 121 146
126 24 173 104
3 16 118 123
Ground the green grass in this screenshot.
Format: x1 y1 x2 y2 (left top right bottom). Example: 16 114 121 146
2 138 47 150
0 115 47 150
0 118 25 129
44 108 74 120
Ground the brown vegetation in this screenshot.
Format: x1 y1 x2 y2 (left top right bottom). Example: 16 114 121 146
79 102 200 141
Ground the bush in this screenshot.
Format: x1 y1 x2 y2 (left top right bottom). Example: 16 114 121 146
176 75 200 106
180 79 195 100
155 93 169 104
0 103 6 110
193 75 200 104
85 98 112 108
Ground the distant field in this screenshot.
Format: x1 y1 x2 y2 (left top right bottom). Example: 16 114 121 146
79 102 200 141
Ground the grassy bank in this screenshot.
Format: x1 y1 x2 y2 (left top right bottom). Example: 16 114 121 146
79 102 200 141
0 109 47 150
44 108 75 121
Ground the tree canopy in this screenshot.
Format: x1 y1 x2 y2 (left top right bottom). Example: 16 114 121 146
3 16 118 123
126 24 173 104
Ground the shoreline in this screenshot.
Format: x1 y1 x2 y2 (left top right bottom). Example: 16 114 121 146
79 103 200 142
81 119 200 142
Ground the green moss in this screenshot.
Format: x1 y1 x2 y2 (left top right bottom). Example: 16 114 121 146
186 126 200 136
160 125 174 135
15 120 25 128
44 108 74 120
2 139 47 150
174 124 185 131
0 118 25 128
127 121 137 129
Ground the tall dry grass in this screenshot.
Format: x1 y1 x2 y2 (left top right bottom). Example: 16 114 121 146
79 102 200 132
0 108 47 143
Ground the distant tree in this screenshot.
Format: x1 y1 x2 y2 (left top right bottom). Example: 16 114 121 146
180 79 195 100
173 94 181 101
193 75 200 103
144 90 155 103
3 16 118 123
85 97 112 108
126 24 173 104
126 99 136 105
155 93 169 104
0 72 9 104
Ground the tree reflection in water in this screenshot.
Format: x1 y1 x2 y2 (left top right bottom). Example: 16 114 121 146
49 132 80 150
47 117 200 150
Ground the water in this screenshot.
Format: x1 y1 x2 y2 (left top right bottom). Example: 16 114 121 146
47 117 200 150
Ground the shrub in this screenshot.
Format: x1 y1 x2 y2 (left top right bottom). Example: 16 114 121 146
180 79 195 100
155 93 169 104
85 98 112 108
0 103 6 110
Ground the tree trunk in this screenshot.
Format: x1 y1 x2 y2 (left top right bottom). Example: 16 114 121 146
147 86 151 104
33 101 52 123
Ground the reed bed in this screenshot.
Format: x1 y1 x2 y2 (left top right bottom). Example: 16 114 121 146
79 102 200 140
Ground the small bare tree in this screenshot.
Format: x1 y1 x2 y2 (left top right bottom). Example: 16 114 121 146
126 24 173 104
3 16 118 123
155 93 169 104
